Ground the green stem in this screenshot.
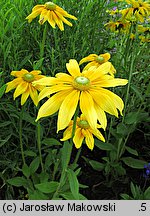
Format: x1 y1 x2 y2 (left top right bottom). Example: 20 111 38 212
52 105 80 199
117 52 135 160
19 107 25 165
73 148 82 165
37 121 44 172
40 23 47 60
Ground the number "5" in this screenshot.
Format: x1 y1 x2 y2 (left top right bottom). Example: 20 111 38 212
141 203 146 211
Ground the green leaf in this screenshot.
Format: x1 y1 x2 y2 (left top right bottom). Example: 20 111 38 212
117 123 128 136
22 112 36 125
95 139 115 151
121 157 146 169
29 157 40 175
130 182 137 198
33 58 44 70
144 187 150 200
89 160 104 171
28 189 49 200
125 146 138 156
0 134 12 147
0 84 6 98
0 121 11 127
120 193 130 200
131 85 143 101
42 138 62 146
24 150 37 157
39 172 49 183
61 141 72 171
35 181 59 194
125 112 149 125
22 164 30 178
67 169 79 200
7 177 28 187
60 192 87 200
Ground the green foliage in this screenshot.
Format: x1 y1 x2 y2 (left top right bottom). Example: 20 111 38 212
0 0 149 200
121 182 150 200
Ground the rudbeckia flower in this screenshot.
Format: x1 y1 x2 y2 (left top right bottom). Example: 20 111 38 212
120 0 150 22
26 1 77 31
105 20 131 34
61 114 105 150
79 53 116 77
5 69 45 106
33 59 128 132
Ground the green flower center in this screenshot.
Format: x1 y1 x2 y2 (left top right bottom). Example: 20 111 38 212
45 2 56 10
73 76 90 91
96 56 104 63
23 73 35 82
78 120 90 129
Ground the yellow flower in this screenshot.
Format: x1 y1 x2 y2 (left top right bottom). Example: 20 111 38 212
33 59 128 132
139 35 150 42
26 1 77 31
5 69 45 106
130 33 136 39
79 53 116 77
105 20 131 34
138 25 150 33
120 0 150 22
61 114 105 150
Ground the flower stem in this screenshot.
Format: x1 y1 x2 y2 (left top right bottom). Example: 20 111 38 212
40 23 47 60
19 107 25 165
117 52 135 160
52 105 80 199
37 121 44 172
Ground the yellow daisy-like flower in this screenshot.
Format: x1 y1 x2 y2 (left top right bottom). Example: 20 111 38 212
61 114 105 150
105 20 131 34
5 69 45 106
79 53 116 77
120 0 150 22
33 59 128 132
26 1 77 31
139 35 150 42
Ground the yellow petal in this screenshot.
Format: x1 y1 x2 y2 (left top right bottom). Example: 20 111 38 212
94 103 107 130
56 6 77 20
52 11 64 31
29 85 38 106
73 128 84 149
93 77 128 87
13 82 28 99
57 90 80 132
5 78 22 93
26 8 43 23
85 62 112 82
83 129 94 150
91 129 105 142
100 88 124 115
66 59 81 77
55 10 72 26
80 91 97 130
33 77 57 86
38 85 73 101
30 70 42 75
11 69 28 77
60 125 73 141
79 54 98 65
100 53 111 62
83 62 99 71
89 89 118 117
38 9 48 24
47 11 56 28
36 89 72 121
21 90 30 105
